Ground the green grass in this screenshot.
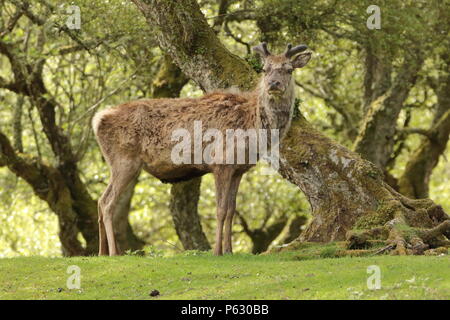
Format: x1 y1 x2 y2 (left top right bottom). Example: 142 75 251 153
0 249 449 300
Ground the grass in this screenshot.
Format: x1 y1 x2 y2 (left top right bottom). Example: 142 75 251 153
0 246 449 300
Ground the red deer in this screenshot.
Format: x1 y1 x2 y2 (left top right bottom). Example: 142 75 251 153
92 43 311 256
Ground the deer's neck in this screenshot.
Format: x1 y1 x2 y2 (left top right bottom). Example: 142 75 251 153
257 79 295 139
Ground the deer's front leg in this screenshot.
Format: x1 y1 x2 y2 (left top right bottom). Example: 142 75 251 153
213 168 234 256
223 173 243 254
214 204 227 256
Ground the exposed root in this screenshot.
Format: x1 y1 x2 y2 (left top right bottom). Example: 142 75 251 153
345 207 450 255
344 188 450 256
418 220 450 247
372 244 395 255
346 227 388 249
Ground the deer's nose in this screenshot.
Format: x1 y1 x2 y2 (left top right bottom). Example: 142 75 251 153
269 80 281 91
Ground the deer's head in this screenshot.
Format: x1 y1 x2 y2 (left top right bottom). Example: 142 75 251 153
253 43 311 97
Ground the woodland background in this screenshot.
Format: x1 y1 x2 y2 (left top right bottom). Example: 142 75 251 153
0 0 449 257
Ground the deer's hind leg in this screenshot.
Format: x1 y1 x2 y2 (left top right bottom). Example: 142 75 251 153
99 156 142 256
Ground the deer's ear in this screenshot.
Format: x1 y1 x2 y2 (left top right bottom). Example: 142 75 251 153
252 42 271 61
292 52 311 69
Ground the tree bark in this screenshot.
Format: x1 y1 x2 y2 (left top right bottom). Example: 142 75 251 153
152 55 190 98
280 116 450 254
131 0 258 91
0 22 102 255
398 111 450 199
132 0 450 254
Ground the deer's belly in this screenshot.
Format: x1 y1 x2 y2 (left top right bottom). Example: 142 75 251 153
140 145 256 183
142 160 210 183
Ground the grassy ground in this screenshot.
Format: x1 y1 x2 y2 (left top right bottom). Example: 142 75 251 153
0 245 449 300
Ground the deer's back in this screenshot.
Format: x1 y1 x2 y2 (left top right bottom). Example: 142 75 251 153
93 91 258 182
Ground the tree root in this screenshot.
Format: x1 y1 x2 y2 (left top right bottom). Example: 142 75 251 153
346 214 450 256
345 188 450 256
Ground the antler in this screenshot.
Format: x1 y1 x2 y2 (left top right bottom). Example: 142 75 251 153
284 43 308 58
252 42 271 57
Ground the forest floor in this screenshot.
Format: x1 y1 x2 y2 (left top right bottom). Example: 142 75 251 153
0 243 449 300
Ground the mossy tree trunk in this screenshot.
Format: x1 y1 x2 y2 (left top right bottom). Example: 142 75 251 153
0 43 100 255
398 65 450 199
354 52 424 169
398 109 450 199
132 0 450 254
131 0 258 91
280 115 449 254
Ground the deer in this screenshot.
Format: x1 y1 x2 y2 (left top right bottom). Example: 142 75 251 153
92 43 311 256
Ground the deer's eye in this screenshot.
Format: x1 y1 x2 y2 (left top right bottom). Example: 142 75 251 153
287 68 294 74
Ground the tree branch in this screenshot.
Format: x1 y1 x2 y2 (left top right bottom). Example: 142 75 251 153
397 127 432 139
0 8 23 37
130 0 257 91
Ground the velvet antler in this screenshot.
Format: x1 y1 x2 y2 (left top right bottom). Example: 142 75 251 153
284 43 308 58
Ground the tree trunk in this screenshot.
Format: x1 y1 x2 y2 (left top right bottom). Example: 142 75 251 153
398 106 450 198
237 211 290 254
0 132 86 256
282 216 308 245
132 0 450 254
131 0 258 91
398 60 450 198
362 46 392 113
354 54 423 169
169 178 211 250
152 55 190 98
280 115 450 253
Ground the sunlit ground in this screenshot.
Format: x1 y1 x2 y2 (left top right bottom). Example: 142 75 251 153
0 249 449 300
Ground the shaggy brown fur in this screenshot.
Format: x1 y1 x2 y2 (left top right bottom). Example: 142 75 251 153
93 91 258 183
93 44 311 256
